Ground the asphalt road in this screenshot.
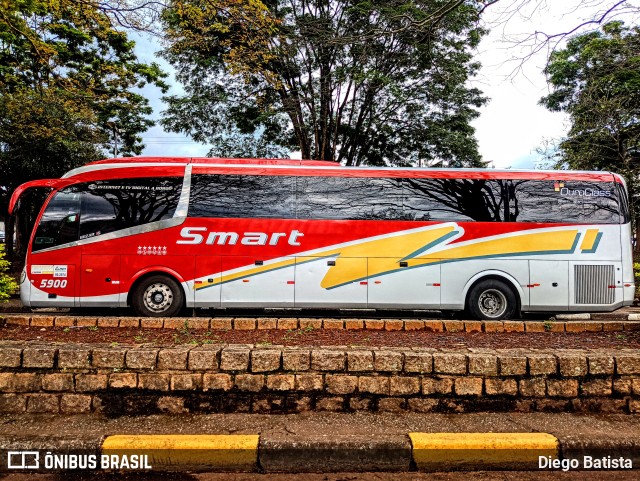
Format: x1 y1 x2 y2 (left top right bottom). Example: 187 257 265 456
2 471 639 480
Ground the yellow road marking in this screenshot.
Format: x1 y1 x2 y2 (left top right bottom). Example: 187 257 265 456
102 434 259 470
410 432 559 468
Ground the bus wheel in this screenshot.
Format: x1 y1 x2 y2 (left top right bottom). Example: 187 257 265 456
467 279 516 321
132 275 184 317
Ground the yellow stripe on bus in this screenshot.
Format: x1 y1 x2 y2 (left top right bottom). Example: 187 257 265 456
580 229 600 251
195 227 581 291
418 229 580 260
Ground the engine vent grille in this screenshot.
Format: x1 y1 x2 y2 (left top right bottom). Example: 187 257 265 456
574 265 615 305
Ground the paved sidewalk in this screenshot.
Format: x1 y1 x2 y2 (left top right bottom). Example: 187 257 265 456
0 412 638 472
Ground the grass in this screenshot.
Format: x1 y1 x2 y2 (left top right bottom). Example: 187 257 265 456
282 324 316 341
134 331 148 343
170 322 223 346
173 320 193 344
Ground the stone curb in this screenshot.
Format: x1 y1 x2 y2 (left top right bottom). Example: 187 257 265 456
0 432 637 472
2 314 640 333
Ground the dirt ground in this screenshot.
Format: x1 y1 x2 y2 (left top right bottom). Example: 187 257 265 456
1 324 638 349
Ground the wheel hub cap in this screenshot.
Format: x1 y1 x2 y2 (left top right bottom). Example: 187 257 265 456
143 283 173 313
152 292 165 304
478 289 507 318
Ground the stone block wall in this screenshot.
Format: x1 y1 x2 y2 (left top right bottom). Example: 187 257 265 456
0 343 639 414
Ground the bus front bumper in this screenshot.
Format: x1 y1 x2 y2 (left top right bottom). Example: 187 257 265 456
20 268 31 307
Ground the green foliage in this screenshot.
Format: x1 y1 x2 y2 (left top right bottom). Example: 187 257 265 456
0 88 104 190
540 22 640 219
0 0 168 219
0 244 18 302
161 0 486 166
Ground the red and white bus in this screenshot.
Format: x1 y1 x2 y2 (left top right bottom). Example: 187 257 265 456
9 157 634 319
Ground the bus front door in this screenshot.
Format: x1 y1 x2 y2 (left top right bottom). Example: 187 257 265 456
27 189 82 307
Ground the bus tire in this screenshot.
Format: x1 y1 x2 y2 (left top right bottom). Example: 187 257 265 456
467 279 516 321
132 275 184 317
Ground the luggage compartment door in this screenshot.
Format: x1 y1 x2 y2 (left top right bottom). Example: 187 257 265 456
529 260 569 310
295 256 367 308
368 259 441 309
221 256 295 307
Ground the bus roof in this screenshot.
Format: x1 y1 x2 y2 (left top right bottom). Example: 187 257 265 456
62 156 621 183
85 157 337 166
9 156 623 215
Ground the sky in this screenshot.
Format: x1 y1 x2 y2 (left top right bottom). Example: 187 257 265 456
132 1 638 169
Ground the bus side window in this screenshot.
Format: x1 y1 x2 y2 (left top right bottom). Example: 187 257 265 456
510 181 572 223
402 178 490 222
79 178 182 238
296 177 403 221
32 189 81 251
189 175 296 219
80 191 118 238
615 183 630 224
578 182 621 224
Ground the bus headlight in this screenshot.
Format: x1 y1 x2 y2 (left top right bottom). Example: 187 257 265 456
20 267 26 284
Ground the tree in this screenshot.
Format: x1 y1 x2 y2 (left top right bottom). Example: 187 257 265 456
161 0 487 166
0 243 18 302
456 1 640 75
0 0 168 257
539 21 640 224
